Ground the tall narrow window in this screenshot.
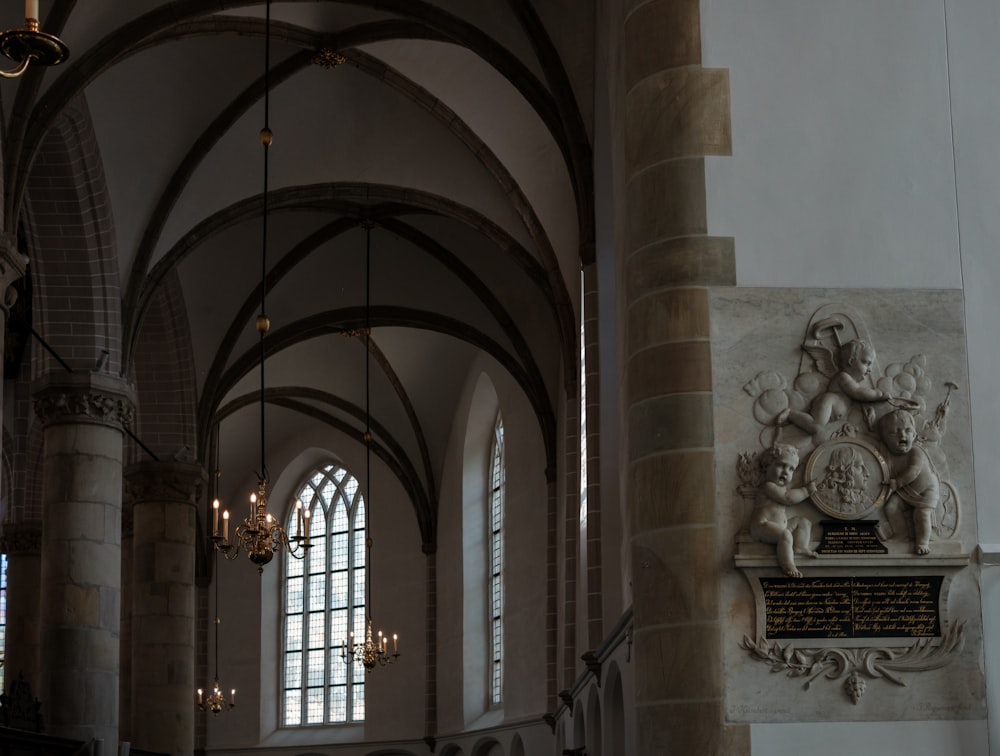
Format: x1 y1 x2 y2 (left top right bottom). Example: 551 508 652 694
579 274 590 608
580 282 588 525
0 553 6 692
489 414 505 705
283 464 365 725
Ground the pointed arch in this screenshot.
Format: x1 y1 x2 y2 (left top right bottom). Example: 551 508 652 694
23 95 122 376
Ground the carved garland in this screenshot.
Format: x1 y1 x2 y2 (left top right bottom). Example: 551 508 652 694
740 621 965 704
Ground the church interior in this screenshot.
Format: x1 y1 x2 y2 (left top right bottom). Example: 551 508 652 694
0 2 999 755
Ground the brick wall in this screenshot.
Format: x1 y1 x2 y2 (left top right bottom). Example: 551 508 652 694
24 95 121 378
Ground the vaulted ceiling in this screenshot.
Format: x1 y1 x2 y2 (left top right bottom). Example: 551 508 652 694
2 1 594 547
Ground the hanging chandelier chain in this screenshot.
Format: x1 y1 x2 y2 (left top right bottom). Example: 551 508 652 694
340 221 398 672
364 223 373 618
257 0 272 484
213 549 219 680
210 0 309 574
198 542 236 715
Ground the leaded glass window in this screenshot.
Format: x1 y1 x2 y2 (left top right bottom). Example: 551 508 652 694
0 553 6 692
489 415 505 705
283 464 365 725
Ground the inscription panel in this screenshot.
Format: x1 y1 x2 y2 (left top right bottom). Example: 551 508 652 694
817 520 887 555
762 576 942 639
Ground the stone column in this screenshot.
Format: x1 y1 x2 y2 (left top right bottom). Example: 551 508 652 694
1 521 42 690
620 0 748 753
119 501 134 743
125 460 204 756
33 372 135 746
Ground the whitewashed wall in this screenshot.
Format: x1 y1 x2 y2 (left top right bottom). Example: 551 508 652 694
702 0 1000 753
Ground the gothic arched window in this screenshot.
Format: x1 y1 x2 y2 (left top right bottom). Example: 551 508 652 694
282 464 366 725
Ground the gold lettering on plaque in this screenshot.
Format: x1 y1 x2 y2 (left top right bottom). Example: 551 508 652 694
761 576 943 639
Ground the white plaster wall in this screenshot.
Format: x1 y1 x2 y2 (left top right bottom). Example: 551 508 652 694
702 0 1000 752
703 0 960 290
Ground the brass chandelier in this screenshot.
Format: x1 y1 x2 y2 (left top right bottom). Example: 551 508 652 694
340 222 399 672
210 0 310 573
0 1 68 79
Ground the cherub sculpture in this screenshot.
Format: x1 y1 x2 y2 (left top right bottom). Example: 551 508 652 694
778 339 890 437
750 444 818 577
876 409 940 555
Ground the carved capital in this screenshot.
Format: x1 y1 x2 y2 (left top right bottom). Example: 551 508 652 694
124 460 207 507
0 521 41 555
32 373 135 431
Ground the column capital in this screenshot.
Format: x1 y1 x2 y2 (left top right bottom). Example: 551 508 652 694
124 460 207 508
32 372 136 431
0 232 27 315
1 520 42 555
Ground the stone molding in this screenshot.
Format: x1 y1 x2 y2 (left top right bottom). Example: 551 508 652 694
124 460 207 507
32 372 136 430
0 521 41 555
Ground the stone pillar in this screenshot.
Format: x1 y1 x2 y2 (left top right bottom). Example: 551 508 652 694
619 0 748 753
33 372 135 746
1 521 42 689
119 501 134 743
125 460 204 756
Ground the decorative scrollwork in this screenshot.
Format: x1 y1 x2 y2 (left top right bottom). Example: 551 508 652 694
740 621 965 704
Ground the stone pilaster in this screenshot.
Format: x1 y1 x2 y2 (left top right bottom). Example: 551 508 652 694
125 460 205 756
582 260 603 651
120 499 134 742
620 0 747 753
33 372 135 746
1 521 41 690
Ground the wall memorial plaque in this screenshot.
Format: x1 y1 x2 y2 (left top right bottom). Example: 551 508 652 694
719 293 981 715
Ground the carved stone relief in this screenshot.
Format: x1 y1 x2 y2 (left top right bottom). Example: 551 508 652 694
714 290 984 723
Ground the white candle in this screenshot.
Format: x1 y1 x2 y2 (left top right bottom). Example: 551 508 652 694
212 498 220 536
303 509 310 545
223 510 230 541
231 689 236 706
296 499 303 537
393 634 398 654
197 688 203 705
26 1 38 22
